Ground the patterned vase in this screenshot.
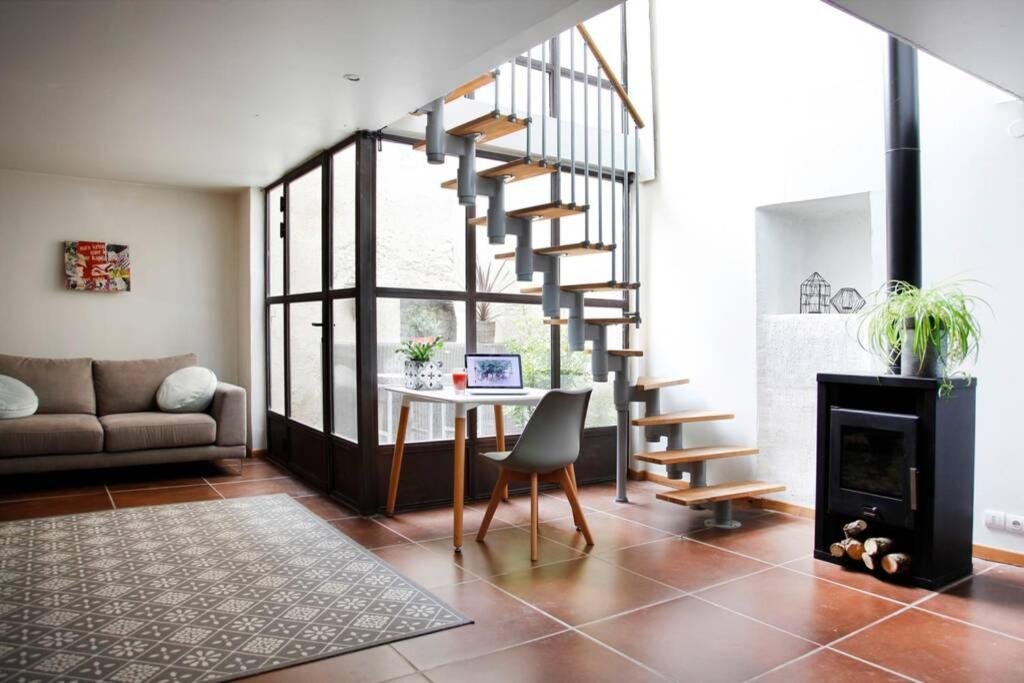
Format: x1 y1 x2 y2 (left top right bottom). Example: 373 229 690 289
404 360 444 390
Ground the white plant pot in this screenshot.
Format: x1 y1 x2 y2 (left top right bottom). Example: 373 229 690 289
404 359 444 390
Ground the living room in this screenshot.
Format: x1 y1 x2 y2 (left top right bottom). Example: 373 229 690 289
1 1 1022 681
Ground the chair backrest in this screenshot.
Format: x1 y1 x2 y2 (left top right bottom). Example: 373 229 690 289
501 388 592 473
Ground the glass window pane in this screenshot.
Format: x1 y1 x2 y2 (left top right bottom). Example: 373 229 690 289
289 301 323 429
377 297 466 444
332 146 356 289
477 303 551 437
288 166 322 294
377 140 466 291
269 304 285 414
268 186 284 297
331 298 358 440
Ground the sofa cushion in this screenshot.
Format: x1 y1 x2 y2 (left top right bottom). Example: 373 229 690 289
93 353 197 416
0 354 95 414
100 412 216 452
0 414 104 457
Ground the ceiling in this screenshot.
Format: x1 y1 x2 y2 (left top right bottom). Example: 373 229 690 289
823 0 1024 100
0 0 616 189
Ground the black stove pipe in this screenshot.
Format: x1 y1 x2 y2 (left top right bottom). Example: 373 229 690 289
884 37 922 288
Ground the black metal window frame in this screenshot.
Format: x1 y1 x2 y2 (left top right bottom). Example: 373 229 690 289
262 37 633 512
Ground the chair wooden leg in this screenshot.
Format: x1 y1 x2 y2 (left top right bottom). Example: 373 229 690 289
530 472 539 562
477 468 508 542
566 463 582 529
559 467 594 546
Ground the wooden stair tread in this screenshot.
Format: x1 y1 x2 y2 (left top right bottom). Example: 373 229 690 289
519 281 635 295
561 281 639 293
608 349 644 357
414 111 526 149
634 446 759 465
543 317 633 326
635 377 690 391
495 242 613 260
467 201 584 227
656 481 786 506
442 158 556 190
508 201 585 220
632 410 734 427
413 73 495 114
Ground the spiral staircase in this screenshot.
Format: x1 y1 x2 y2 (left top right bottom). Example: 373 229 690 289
410 19 784 528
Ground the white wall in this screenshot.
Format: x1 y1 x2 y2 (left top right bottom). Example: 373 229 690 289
0 168 241 387
640 0 886 486
236 188 266 450
918 53 1024 552
642 0 1024 554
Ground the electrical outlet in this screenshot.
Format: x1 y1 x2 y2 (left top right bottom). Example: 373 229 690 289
1007 514 1024 535
985 510 1006 530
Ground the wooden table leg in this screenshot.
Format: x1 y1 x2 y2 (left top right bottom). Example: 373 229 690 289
494 405 509 501
385 403 410 516
453 416 466 551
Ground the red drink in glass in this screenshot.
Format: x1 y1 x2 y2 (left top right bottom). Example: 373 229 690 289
452 369 468 392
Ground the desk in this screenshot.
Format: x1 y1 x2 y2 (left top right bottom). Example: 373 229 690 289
381 386 548 550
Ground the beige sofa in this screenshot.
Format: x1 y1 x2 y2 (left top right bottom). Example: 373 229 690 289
0 353 246 475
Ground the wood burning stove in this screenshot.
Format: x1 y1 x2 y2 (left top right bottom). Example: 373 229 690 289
815 374 977 589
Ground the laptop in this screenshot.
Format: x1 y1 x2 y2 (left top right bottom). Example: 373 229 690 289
465 353 528 395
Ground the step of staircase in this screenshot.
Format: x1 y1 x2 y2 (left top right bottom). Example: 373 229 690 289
656 481 786 507
494 242 614 260
519 280 635 295
413 73 495 114
608 349 644 357
442 157 555 189
634 445 759 465
414 111 526 149
631 410 734 427
543 317 634 326
634 377 689 391
468 201 585 226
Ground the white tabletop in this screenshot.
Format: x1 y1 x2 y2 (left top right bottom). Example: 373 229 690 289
382 385 548 409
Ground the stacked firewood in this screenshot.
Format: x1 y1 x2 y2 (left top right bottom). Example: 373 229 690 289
830 519 911 576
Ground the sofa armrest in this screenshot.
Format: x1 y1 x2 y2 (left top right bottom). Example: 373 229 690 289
211 382 247 447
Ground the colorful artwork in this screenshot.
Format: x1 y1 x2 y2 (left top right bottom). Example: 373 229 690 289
64 241 131 292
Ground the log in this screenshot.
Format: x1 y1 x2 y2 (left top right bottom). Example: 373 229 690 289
845 538 865 562
843 519 868 538
881 553 912 575
863 537 895 557
863 552 877 571
830 541 848 558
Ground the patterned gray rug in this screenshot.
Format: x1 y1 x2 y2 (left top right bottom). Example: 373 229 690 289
0 494 469 682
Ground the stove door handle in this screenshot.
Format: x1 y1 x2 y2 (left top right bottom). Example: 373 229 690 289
909 467 919 511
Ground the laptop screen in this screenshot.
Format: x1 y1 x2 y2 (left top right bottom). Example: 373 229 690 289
465 354 524 389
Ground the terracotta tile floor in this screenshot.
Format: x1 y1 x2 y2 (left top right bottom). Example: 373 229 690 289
2 457 1023 682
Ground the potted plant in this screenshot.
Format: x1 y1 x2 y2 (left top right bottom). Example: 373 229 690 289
476 261 514 345
396 336 445 390
859 280 986 395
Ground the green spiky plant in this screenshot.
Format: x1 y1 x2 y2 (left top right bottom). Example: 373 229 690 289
395 336 444 362
859 280 986 396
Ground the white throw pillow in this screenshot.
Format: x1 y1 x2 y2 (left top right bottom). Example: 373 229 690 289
0 374 39 419
157 366 218 413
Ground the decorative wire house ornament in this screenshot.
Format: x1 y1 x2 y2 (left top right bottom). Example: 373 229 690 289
799 272 832 314
831 287 866 314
